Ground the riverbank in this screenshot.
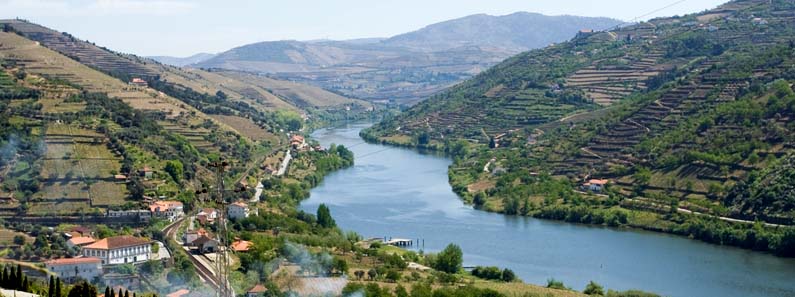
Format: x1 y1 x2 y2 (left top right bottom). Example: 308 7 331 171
360 127 795 257
305 123 795 297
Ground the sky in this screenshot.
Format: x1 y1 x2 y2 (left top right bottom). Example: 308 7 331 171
0 0 729 57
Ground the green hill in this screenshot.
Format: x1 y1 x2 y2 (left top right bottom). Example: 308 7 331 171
0 21 369 220
366 0 795 255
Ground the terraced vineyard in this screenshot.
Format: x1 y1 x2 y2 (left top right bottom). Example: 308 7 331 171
368 0 795 253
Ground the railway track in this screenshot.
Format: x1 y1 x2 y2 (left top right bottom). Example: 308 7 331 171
161 216 232 296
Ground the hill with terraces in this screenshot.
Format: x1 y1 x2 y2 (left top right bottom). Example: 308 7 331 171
0 20 371 220
365 0 795 253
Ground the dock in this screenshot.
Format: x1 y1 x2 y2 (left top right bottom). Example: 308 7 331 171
384 238 414 247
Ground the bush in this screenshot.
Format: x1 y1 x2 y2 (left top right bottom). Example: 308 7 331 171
432 243 463 273
547 278 567 290
584 281 605 295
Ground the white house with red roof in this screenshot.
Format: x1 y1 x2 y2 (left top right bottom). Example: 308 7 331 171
149 200 184 222
583 179 610 192
227 201 251 220
81 236 152 265
46 257 102 282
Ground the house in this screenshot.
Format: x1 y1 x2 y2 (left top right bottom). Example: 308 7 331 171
130 78 147 88
196 208 218 225
231 239 252 252
289 135 306 149
139 166 153 179
82 236 152 265
752 17 768 25
227 201 250 220
114 175 127 182
583 179 609 193
149 200 184 222
192 235 219 254
45 257 102 283
247 284 268 297
184 228 209 245
66 237 96 249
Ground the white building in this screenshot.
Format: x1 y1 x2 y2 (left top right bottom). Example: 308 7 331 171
82 236 152 265
45 257 102 283
227 202 250 220
149 200 184 222
197 208 218 225
107 209 152 222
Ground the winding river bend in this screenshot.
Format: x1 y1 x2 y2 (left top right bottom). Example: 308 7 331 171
300 122 795 297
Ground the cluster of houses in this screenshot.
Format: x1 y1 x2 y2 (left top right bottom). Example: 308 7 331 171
182 201 255 254
107 200 185 222
290 134 324 152
45 233 166 288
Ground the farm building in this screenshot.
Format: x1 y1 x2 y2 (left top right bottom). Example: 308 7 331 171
46 257 102 283
81 235 152 265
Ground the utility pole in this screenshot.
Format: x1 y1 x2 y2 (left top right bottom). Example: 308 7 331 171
209 161 231 297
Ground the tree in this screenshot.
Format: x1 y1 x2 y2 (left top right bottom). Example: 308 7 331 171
164 160 184 183
433 243 463 274
354 270 365 280
55 277 62 297
49 276 56 297
395 284 409 297
316 204 336 228
332 257 348 275
584 281 604 295
104 287 111 297
367 268 377 280
501 268 516 282
13 235 25 245
67 282 97 297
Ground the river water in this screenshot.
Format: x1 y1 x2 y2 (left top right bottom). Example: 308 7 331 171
300 122 795 297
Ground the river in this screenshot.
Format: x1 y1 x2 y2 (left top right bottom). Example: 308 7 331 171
300 122 795 297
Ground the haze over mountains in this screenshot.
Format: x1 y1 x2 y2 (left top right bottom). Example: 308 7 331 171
147 52 216 67
177 12 623 103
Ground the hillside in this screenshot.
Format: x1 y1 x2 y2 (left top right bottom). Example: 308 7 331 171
193 13 623 103
0 19 372 221
365 0 795 255
148 53 216 67
383 12 623 52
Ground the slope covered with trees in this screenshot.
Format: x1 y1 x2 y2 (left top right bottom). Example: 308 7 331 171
366 0 795 255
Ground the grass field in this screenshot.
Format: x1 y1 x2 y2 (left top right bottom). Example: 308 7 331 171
34 181 89 200
0 230 32 247
90 181 128 206
209 114 277 142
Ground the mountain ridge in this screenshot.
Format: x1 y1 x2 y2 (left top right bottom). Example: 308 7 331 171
193 12 624 103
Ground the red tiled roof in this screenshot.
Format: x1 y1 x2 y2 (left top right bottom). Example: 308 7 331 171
83 236 150 250
166 289 189 297
231 240 252 252
67 236 96 245
46 257 101 265
589 179 609 185
230 201 248 208
248 284 267 293
149 200 183 212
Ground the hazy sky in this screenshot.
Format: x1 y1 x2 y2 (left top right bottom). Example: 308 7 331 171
0 0 728 57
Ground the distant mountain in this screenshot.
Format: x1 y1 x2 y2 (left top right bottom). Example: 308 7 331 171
149 52 216 67
194 12 623 103
382 12 623 52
